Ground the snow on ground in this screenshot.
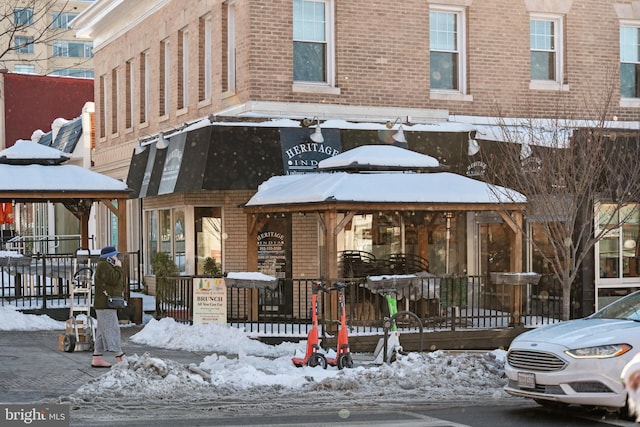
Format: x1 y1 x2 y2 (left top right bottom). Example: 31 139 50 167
0 304 510 409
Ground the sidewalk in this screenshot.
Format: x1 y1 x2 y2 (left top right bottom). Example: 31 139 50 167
0 326 210 404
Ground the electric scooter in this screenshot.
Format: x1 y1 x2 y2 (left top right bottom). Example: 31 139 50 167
292 281 328 369
325 281 354 369
373 288 404 364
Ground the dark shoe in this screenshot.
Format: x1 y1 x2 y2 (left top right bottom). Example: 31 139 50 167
115 353 126 363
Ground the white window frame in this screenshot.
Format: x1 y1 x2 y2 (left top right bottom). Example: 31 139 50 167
179 28 189 112
620 21 640 107
429 5 471 102
203 14 212 101
529 13 568 91
14 64 35 74
141 50 149 125
14 36 33 54
292 0 339 95
227 2 236 94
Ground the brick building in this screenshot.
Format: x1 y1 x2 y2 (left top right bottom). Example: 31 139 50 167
72 0 640 317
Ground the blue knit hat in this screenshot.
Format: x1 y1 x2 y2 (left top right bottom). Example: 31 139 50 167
100 246 119 258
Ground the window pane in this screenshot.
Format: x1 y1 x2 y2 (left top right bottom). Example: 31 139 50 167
160 209 172 254
147 211 158 275
174 209 185 273
622 206 640 278
531 51 555 80
430 51 458 90
530 20 554 50
195 207 222 276
620 63 640 98
620 26 640 63
430 12 457 51
599 205 620 279
293 41 326 81
14 8 33 26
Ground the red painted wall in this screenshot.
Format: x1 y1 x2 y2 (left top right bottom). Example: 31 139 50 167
2 72 94 147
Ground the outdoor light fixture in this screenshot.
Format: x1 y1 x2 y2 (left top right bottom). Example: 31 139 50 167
468 131 480 156
309 116 324 143
387 118 407 144
156 132 169 149
134 140 147 155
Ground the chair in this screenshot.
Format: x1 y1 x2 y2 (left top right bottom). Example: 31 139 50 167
384 253 429 275
339 250 378 278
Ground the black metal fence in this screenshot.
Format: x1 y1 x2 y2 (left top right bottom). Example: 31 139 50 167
0 251 142 309
155 274 564 335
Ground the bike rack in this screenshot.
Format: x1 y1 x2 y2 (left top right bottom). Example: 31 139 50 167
382 310 424 363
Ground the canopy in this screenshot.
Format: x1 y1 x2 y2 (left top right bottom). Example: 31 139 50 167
0 140 130 250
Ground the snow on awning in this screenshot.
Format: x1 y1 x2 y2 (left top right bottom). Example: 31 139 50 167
317 145 441 171
0 139 69 165
245 171 525 207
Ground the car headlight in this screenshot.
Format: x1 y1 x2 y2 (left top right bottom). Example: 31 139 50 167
565 344 632 359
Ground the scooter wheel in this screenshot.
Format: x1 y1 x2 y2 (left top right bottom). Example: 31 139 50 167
337 353 354 369
307 353 327 369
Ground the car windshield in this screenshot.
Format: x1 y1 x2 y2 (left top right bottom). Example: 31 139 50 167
591 291 640 321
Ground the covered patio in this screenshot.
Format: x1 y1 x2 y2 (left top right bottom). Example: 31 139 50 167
244 145 527 281
0 140 130 268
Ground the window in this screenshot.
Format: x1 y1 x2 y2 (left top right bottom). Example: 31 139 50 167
222 3 236 93
146 208 187 274
14 64 35 74
14 36 33 54
530 15 563 84
597 204 640 280
139 51 149 124
125 60 133 129
52 12 78 29
52 40 93 58
429 5 470 100
195 207 222 275
293 0 334 85
111 68 118 134
621 25 640 98
52 68 94 78
99 75 106 138
199 14 212 101
159 39 170 117
14 8 33 26
178 28 188 110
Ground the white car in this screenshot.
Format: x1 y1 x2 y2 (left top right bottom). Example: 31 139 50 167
505 290 640 414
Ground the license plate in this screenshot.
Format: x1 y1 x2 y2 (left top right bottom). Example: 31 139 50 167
517 372 536 389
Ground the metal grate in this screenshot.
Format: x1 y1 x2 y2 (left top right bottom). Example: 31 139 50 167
507 350 567 372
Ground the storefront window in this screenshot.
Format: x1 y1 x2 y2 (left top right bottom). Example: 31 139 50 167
598 204 640 279
195 207 222 275
146 208 186 274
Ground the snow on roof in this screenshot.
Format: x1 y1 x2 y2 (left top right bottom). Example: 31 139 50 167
0 164 128 192
245 171 525 206
0 139 69 164
317 145 440 170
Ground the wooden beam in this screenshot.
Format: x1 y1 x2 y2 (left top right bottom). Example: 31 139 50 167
335 211 355 236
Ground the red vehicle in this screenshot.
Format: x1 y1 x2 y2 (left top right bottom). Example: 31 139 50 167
325 281 354 369
292 281 327 369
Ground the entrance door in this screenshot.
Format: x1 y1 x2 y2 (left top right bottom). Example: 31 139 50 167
194 207 222 276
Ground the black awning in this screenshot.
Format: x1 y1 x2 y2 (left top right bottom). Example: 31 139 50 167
52 117 83 154
126 125 284 198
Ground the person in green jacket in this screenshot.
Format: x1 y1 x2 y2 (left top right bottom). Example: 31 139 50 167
91 246 126 368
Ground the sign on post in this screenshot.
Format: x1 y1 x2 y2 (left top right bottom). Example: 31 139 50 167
192 278 227 324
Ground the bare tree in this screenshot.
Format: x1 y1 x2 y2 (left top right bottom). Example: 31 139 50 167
483 83 640 320
0 0 71 70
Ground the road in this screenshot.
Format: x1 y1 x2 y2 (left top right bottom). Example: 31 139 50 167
68 400 637 427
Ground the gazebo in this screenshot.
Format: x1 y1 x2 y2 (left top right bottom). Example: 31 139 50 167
243 145 527 280
0 140 130 252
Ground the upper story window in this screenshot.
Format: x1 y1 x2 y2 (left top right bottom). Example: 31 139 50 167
14 8 33 26
429 5 470 101
293 0 336 90
52 12 78 29
530 14 566 90
14 64 35 74
52 68 94 78
621 25 640 99
15 36 33 54
52 40 93 58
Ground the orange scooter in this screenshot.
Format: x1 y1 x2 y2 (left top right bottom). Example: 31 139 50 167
292 281 327 369
325 281 354 369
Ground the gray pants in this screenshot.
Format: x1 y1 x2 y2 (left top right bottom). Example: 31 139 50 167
93 309 123 355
